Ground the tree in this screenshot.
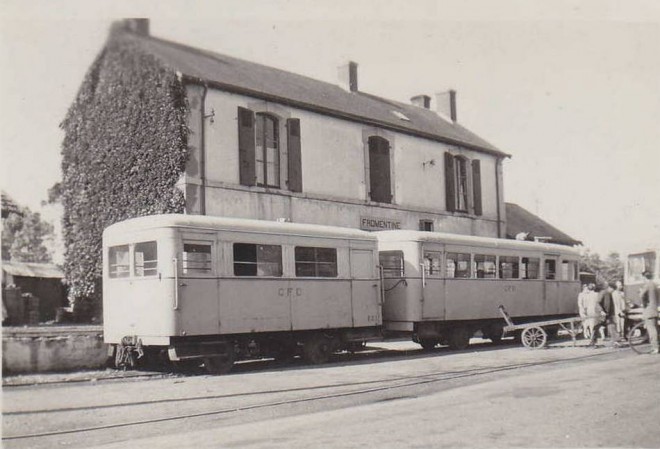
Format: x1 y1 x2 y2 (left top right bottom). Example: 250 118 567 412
2 206 54 263
579 249 624 286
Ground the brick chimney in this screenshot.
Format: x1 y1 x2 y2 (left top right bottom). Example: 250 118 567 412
411 95 431 109
338 61 358 92
436 90 457 122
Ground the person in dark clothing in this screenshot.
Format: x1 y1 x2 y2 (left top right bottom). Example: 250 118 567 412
589 283 620 347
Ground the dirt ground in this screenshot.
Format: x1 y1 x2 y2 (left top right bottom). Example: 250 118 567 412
3 339 660 448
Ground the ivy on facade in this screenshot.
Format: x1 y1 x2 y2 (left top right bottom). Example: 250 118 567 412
60 33 189 313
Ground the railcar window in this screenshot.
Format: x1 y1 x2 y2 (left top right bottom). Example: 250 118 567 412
183 243 212 274
628 252 656 282
521 257 540 279
233 243 282 277
545 259 557 280
134 241 158 277
423 252 442 277
499 256 520 279
379 251 404 278
109 245 130 278
447 252 471 278
294 247 338 277
561 260 578 281
474 254 497 279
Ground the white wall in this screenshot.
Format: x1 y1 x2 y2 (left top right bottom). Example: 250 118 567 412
185 85 504 237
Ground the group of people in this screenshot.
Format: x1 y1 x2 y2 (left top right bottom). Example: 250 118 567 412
577 271 658 354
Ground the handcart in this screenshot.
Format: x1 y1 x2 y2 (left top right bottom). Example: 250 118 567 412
498 305 583 349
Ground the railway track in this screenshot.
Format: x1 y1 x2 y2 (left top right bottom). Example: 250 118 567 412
3 350 617 442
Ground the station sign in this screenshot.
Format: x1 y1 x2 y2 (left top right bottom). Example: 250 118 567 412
360 216 402 231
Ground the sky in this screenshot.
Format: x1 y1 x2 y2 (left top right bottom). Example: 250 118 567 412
1 0 659 257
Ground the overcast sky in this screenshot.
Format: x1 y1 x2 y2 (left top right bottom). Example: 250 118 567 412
1 0 659 257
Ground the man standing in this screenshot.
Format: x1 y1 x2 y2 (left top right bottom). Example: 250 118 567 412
578 284 591 338
640 271 659 354
589 283 619 346
612 281 627 339
586 284 604 346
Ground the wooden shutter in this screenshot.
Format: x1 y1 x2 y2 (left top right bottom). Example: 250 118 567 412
369 136 392 203
286 118 303 192
472 159 482 216
237 107 256 186
444 152 456 212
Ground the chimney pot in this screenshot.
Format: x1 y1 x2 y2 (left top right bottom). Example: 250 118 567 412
411 95 431 109
123 18 150 36
338 61 358 92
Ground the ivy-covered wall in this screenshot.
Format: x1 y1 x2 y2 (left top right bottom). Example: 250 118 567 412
60 31 189 318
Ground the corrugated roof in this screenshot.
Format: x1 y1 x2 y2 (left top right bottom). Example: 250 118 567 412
2 261 64 279
114 30 508 157
505 202 581 247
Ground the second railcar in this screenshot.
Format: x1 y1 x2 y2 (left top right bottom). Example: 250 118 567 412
375 230 580 350
103 214 382 373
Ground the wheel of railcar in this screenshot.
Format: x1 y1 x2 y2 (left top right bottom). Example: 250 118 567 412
545 326 559 340
203 346 235 375
483 324 504 344
448 327 471 350
418 339 439 351
521 326 547 349
303 334 333 365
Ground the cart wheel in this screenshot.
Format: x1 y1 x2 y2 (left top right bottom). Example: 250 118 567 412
628 321 653 355
521 326 547 349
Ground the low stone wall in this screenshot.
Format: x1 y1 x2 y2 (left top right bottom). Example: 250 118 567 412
2 326 108 374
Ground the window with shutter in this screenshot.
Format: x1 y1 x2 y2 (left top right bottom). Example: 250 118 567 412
255 113 280 188
237 107 256 186
287 118 302 192
472 159 482 216
444 152 456 212
368 136 392 203
454 156 469 212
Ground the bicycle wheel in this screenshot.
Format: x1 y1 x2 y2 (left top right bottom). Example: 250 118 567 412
628 321 653 355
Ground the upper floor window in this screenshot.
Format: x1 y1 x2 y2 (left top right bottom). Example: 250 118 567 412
255 113 280 188
444 153 483 216
237 107 302 192
368 136 392 204
454 156 469 212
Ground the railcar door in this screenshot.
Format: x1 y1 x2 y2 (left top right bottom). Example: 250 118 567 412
543 255 560 315
421 247 445 319
350 249 382 327
176 233 221 336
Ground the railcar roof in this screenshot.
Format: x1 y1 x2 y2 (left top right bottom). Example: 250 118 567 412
375 230 580 255
103 214 377 241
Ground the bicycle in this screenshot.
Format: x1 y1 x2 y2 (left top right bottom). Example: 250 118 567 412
627 319 659 355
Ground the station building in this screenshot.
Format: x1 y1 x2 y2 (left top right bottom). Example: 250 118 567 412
94 20 579 245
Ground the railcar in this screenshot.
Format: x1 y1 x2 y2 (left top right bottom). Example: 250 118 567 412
103 215 382 373
375 230 580 350
624 247 659 305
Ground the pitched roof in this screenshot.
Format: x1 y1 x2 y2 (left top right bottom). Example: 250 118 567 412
505 202 581 247
2 261 63 279
113 29 508 157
